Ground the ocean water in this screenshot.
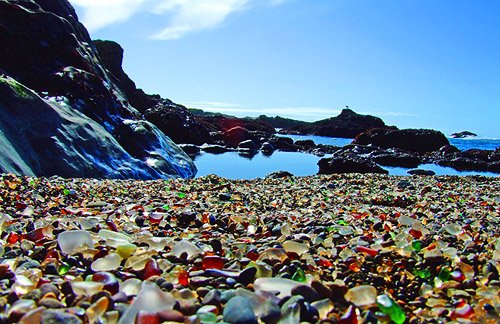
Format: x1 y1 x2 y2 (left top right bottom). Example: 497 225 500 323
449 138 500 151
194 136 500 179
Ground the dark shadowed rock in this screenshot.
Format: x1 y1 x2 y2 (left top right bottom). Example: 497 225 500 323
318 153 388 174
238 140 258 151
295 139 315 148
201 115 275 133
260 142 275 154
408 169 436 176
282 108 388 138
372 152 421 168
0 0 196 179
201 144 232 154
450 131 477 138
144 101 211 145
353 128 450 153
94 40 211 145
223 296 257 324
266 171 294 179
224 126 252 147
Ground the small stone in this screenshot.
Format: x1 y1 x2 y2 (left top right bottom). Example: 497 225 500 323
40 283 60 299
345 285 377 307
202 289 222 306
158 309 185 323
291 284 321 303
407 169 436 176
260 300 281 323
189 276 211 287
18 260 41 270
41 309 82 324
38 298 65 309
238 267 256 286
310 280 333 300
223 296 257 324
219 193 232 201
57 230 93 255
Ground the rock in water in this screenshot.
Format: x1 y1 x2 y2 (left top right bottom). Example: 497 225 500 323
223 296 258 324
0 1 196 179
281 108 388 138
353 128 450 153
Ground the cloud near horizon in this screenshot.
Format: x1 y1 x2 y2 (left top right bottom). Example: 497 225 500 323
70 0 287 40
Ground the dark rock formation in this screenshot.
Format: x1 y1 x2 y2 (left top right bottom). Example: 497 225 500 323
281 108 388 138
0 0 195 179
353 128 450 153
407 169 436 176
255 115 309 129
201 115 275 134
318 155 388 175
318 147 389 175
372 152 421 168
93 40 211 145
143 100 211 145
436 148 500 172
266 171 294 179
450 131 477 138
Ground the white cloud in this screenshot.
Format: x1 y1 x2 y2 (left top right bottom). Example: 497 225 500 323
70 0 150 32
69 0 287 39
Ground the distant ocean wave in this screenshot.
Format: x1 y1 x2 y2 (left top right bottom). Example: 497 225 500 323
449 138 500 151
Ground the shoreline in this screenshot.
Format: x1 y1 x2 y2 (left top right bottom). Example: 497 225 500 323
1 173 499 323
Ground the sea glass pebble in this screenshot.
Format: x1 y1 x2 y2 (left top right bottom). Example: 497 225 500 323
57 230 93 255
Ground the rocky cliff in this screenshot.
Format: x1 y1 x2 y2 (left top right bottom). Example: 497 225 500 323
280 108 389 138
0 0 196 179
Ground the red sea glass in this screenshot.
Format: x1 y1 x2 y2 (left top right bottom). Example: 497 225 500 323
7 232 20 244
451 303 474 320
339 305 358 324
202 256 225 270
142 259 162 280
356 246 378 257
136 311 160 324
178 269 189 286
92 272 119 295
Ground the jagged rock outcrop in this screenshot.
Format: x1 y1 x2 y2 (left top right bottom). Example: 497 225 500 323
93 40 211 145
0 0 196 179
255 115 309 129
435 148 500 173
450 131 477 139
353 128 450 153
318 151 388 174
281 108 388 138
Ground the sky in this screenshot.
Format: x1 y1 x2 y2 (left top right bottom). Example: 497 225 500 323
69 0 500 137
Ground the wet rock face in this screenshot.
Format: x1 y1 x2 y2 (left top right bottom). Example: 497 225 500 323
0 0 196 179
353 128 450 153
281 108 388 138
94 40 211 145
144 102 212 145
318 151 389 174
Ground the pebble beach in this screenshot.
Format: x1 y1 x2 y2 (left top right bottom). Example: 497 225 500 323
0 173 499 323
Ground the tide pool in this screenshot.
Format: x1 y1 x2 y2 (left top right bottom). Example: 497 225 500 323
193 135 500 179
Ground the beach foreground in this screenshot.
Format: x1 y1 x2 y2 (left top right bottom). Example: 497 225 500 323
0 173 499 323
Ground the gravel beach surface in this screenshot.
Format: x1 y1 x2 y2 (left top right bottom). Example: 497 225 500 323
0 173 499 323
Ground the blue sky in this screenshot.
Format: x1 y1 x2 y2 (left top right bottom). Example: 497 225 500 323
70 0 500 137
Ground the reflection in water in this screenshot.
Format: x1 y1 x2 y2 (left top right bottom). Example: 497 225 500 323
194 151 321 180
194 151 498 179
193 134 500 179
